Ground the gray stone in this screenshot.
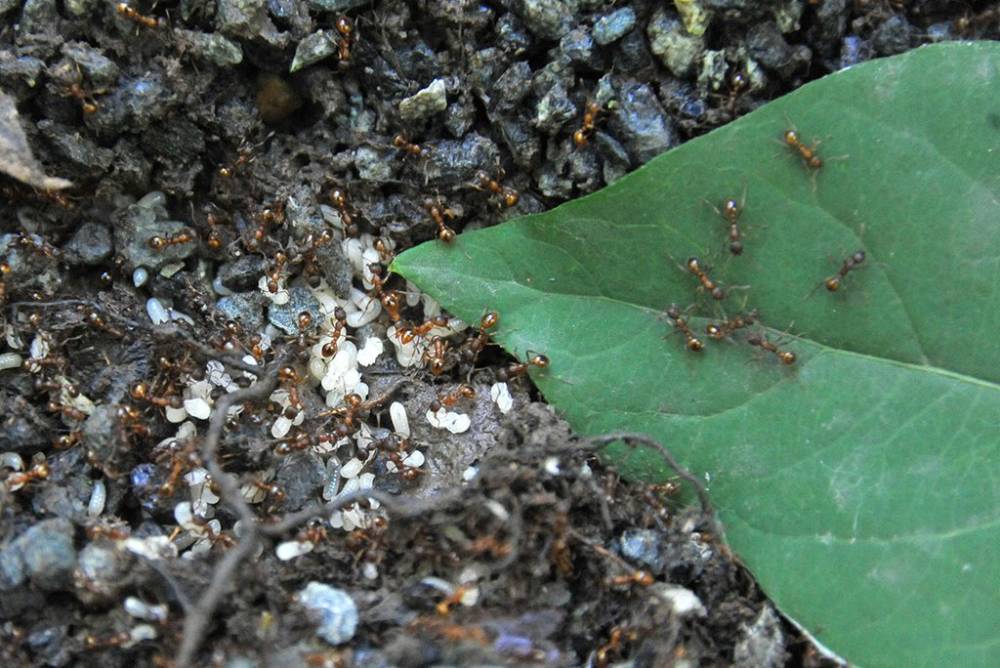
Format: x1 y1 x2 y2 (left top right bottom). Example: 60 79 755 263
593 7 635 45
37 121 115 172
423 133 501 185
733 606 787 668
0 544 25 590
176 30 244 67
491 62 533 113
0 0 21 14
306 0 369 10
647 9 704 78
82 405 125 474
216 0 268 38
495 13 533 54
75 542 128 602
219 255 267 292
113 196 196 271
275 452 326 511
872 15 913 56
515 0 577 40
0 54 45 88
61 42 119 88
354 145 395 182
747 21 801 78
297 582 358 645
619 529 665 572
534 83 576 134
559 28 599 69
14 518 77 591
64 0 98 17
20 0 58 33
398 79 448 122
63 223 112 266
290 31 339 73
216 292 267 332
267 287 322 335
614 28 653 73
610 81 677 164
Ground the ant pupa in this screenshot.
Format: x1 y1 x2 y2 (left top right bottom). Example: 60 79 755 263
665 304 704 352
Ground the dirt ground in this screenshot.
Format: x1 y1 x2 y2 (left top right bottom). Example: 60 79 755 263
1 1 995 666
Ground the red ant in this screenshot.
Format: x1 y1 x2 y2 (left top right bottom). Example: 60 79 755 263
392 133 426 158
573 101 602 147
424 199 456 243
148 230 195 251
367 264 403 322
665 304 704 352
708 185 749 256
335 16 355 67
396 315 449 344
321 307 348 357
430 384 475 412
684 257 726 300
423 337 450 376
473 170 519 208
129 382 183 410
115 3 163 29
818 250 866 293
496 353 549 381
460 310 499 363
329 188 359 237
705 309 758 340
747 333 796 365
4 461 50 491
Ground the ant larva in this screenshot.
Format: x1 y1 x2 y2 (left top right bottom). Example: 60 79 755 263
496 352 549 381
665 303 704 352
573 101 602 147
746 333 796 365
424 199 457 243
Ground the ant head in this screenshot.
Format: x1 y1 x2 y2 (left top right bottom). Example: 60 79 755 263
711 287 726 300
851 250 866 264
783 129 799 145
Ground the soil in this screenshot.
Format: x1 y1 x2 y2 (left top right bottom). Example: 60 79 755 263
0 1 994 666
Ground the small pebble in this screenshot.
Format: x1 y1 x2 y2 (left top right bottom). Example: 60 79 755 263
593 7 635 45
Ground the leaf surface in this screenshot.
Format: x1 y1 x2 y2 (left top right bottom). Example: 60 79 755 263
394 43 1000 667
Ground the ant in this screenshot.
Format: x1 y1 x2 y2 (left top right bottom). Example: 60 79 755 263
373 435 424 481
148 230 195 251
115 3 163 29
435 584 477 616
684 257 726 300
392 133 426 158
430 384 475 412
335 16 355 67
747 333 796 365
83 631 132 651
424 199 457 243
423 336 450 376
606 570 654 587
783 126 823 170
705 308 758 340
374 237 395 263
278 366 304 411
329 188 360 237
573 101 602 147
130 382 183 410
665 304 704 352
4 461 50 491
80 308 126 338
818 250 866 293
595 626 639 668
367 264 403 321
473 170 519 208
708 185 749 255
496 353 549 381
396 314 449 344
205 212 226 250
460 310 499 363
65 82 100 114
218 144 254 178
47 401 88 422
321 307 348 357
85 521 131 542
251 480 286 504
155 439 200 497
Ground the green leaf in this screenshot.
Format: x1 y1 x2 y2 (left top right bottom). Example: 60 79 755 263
393 43 1000 668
